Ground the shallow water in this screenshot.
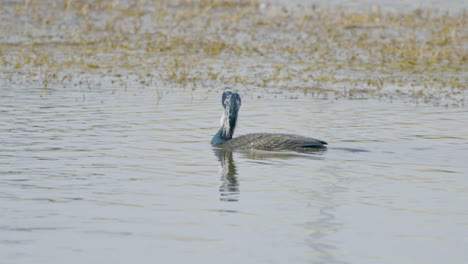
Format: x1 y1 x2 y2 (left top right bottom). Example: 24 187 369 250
1 86 467 264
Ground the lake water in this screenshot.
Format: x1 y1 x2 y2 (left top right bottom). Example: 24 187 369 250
1 85 467 264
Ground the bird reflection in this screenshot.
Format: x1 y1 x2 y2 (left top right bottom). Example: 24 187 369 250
212 145 353 262
213 147 329 202
213 147 239 202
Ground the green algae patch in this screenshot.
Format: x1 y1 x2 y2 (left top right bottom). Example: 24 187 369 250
0 0 466 106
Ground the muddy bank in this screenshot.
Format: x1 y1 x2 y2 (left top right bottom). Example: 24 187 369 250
0 0 466 106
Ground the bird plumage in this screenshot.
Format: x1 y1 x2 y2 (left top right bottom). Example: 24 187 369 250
222 133 327 150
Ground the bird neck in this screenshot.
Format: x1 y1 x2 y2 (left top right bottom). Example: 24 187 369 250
211 110 237 145
211 128 227 144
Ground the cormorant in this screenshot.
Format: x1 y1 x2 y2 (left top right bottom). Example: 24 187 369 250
211 91 327 150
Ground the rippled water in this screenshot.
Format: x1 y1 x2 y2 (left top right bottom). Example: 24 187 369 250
1 86 467 264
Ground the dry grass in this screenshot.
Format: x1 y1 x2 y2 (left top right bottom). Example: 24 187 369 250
0 0 466 106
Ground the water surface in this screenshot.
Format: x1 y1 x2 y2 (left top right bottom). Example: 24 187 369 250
1 86 467 263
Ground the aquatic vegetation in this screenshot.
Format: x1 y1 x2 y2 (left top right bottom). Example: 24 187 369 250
0 0 466 106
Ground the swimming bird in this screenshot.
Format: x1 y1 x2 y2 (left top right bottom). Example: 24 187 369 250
211 91 327 151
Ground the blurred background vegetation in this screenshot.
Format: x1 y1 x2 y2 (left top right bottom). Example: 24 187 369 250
0 0 466 106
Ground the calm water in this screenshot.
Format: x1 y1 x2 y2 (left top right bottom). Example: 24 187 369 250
1 86 467 264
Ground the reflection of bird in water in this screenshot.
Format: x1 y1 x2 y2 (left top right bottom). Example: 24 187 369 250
211 91 327 151
213 147 239 202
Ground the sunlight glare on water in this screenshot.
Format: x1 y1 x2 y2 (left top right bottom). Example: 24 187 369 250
1 86 467 264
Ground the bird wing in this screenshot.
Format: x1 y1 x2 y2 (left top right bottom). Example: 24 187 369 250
224 133 327 150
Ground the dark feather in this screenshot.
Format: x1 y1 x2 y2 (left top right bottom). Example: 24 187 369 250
222 133 327 150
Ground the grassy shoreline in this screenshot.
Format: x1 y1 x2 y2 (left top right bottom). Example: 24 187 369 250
0 0 466 106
